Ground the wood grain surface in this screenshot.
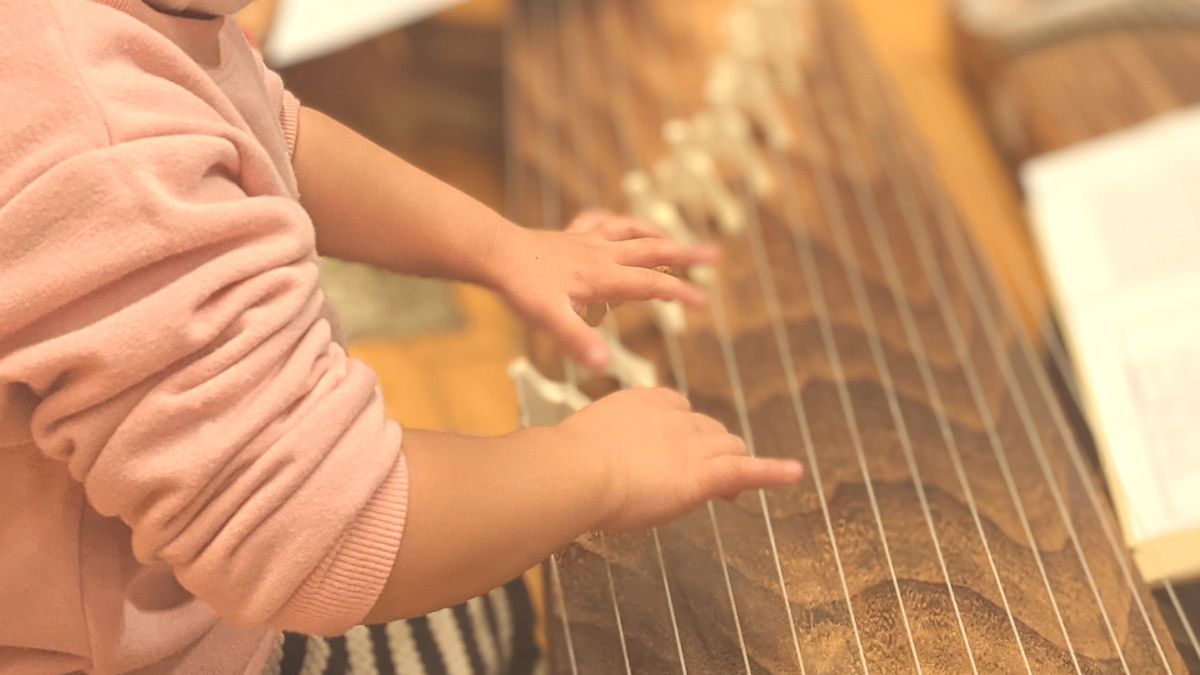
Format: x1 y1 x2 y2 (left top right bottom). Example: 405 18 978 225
955 12 1200 167
507 0 1192 671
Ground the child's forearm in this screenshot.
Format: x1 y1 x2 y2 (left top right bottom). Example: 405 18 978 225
292 106 722 368
293 106 515 287
364 387 804 623
364 427 609 622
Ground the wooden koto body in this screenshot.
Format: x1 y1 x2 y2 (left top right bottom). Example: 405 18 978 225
506 0 1193 671
952 0 1200 166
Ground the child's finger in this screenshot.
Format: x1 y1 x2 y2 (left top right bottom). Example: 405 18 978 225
596 216 669 242
540 300 609 370
566 209 615 234
601 267 709 307
614 239 721 269
701 456 804 498
641 387 692 411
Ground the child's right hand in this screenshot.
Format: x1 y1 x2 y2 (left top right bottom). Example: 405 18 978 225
557 387 804 532
367 386 802 621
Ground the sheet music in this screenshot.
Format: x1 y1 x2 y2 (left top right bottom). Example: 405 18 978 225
1023 107 1200 547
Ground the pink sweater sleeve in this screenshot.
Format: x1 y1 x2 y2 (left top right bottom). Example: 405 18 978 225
251 48 301 159
2 39 407 635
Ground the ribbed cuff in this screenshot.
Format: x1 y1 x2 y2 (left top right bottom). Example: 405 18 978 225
280 89 301 160
273 451 409 635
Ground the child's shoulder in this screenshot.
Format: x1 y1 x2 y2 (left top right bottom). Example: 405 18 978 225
0 0 232 194
0 1 113 172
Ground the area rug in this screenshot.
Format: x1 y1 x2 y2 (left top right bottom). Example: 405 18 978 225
320 257 464 342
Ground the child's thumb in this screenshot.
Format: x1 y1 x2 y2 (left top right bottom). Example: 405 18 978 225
552 301 608 370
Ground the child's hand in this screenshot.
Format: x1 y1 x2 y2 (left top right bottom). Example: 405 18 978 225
489 211 720 369
558 387 804 532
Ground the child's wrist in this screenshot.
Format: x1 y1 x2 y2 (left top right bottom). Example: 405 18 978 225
544 419 623 533
477 218 529 294
510 422 616 533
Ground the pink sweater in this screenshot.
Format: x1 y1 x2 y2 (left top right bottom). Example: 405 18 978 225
0 1 409 672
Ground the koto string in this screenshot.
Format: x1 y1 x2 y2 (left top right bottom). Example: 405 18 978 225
999 46 1194 667
1018 95 1190 666
590 2 757 669
747 8 1020 673
1046 26 1195 662
1045 24 1200 664
894 79 1132 669
652 2 902 667
506 10 580 674
832 2 1173 669
634 2 990 670
560 366 632 675
513 379 579 675
627 1 957 672
607 2 816 672
893 20 1183 670
806 13 1088 669
587 3 758 671
999 11 1192 667
767 3 1042 671
812 7 1136 671
786 17 1039 671
1037 63 1199 659
624 1 879 671
516 2 1190 667
1163 586 1200 665
816 3 1142 667
937 20 1189 665
583 1 756 671
551 1 690 672
649 1 949 670
526 3 635 672
764 5 1066 671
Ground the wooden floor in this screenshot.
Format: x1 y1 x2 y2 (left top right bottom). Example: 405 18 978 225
351 284 521 435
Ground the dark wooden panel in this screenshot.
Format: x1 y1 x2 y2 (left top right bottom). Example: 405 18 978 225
508 0 1190 671
953 4 1200 167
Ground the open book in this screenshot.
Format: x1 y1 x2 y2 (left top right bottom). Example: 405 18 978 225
1023 108 1200 584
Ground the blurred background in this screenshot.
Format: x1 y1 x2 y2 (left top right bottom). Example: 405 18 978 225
236 0 1200 669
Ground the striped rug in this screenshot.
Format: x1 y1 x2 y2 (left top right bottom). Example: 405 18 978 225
265 578 542 675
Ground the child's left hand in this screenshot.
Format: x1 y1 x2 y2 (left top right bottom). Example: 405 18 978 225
486 210 720 370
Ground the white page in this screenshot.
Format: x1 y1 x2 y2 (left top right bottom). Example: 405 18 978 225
265 0 464 67
1023 108 1200 545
